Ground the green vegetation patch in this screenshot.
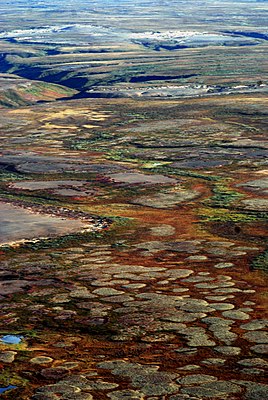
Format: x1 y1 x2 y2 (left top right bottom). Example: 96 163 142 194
143 165 221 182
251 249 268 271
205 181 244 207
0 369 28 389
67 131 120 151
0 171 29 181
199 207 268 223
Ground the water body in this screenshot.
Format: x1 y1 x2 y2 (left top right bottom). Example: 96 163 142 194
108 172 177 184
10 180 87 191
0 386 17 394
0 334 23 344
0 202 91 246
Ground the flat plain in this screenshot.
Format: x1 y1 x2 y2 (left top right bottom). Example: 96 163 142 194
0 1 267 399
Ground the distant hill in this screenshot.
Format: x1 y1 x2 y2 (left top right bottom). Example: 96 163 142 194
0 73 77 107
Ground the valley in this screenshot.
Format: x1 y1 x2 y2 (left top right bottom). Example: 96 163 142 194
0 1 267 399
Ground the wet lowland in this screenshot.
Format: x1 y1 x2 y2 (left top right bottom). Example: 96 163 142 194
0 1 267 399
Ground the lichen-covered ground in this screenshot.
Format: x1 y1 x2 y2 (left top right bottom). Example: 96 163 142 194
0 95 267 399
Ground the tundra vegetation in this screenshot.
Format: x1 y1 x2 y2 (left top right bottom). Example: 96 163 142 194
0 1 267 399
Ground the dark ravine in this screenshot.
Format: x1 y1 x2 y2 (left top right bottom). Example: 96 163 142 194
223 30 268 41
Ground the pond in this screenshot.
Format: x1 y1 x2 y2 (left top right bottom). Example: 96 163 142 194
0 202 92 246
0 334 23 345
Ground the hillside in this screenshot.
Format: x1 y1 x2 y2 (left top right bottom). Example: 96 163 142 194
0 74 77 108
